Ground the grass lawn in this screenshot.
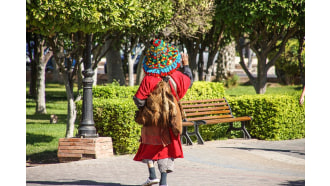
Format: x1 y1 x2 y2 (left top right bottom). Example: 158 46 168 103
26 83 78 164
26 82 303 164
225 84 303 96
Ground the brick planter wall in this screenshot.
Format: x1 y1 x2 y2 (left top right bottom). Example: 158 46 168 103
57 137 113 163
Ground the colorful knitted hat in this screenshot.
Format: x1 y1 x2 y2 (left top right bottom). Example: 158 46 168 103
143 39 181 77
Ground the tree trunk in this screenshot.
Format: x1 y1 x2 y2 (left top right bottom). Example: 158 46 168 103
35 38 53 114
136 40 151 85
215 52 223 82
36 58 47 114
28 34 37 98
255 54 268 94
205 51 218 82
183 37 200 81
74 62 83 102
127 52 135 86
62 73 76 138
92 67 98 86
106 38 125 85
215 41 235 81
126 38 138 87
52 49 77 138
198 48 204 81
50 57 61 83
135 52 145 85
29 57 37 98
204 24 225 82
77 61 83 90
48 36 78 138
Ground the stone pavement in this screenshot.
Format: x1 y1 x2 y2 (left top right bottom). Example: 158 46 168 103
26 139 305 186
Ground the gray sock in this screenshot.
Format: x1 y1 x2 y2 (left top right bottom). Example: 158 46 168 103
160 172 167 185
148 167 156 180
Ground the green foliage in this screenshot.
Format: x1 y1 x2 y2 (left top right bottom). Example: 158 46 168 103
272 39 305 85
164 0 214 37
227 95 305 140
91 82 138 99
182 81 225 100
223 74 239 88
76 98 141 154
219 0 304 33
138 0 174 34
27 0 115 34
27 0 171 35
217 0 305 93
90 81 225 100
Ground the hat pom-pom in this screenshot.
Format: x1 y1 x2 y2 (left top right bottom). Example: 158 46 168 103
153 39 162 47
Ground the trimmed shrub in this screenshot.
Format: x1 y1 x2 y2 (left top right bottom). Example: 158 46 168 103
90 81 225 100
91 82 138 99
182 81 225 100
76 98 140 154
227 95 305 140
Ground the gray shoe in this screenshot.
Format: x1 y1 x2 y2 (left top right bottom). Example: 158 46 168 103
141 178 160 186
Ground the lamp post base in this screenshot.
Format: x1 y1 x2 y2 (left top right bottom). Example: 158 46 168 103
77 125 99 138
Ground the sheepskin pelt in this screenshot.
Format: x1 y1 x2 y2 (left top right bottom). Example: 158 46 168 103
135 80 182 136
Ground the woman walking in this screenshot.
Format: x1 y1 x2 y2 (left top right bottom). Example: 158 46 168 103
133 39 193 186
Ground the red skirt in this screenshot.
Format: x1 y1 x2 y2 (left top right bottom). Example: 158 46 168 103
133 128 184 161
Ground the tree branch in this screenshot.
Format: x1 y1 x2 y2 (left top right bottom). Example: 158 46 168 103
236 37 256 86
266 28 297 71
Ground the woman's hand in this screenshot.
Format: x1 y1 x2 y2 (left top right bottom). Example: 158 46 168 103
181 52 189 66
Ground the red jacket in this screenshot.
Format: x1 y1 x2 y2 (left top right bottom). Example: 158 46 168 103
135 70 192 101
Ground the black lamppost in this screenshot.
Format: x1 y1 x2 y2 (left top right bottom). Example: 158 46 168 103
77 34 98 138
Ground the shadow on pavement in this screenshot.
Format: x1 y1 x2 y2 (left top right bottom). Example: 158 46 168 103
279 180 305 186
26 180 139 186
218 147 305 156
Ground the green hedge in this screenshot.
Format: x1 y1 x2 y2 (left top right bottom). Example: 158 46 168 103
227 95 305 140
77 82 304 155
182 81 225 100
91 82 138 99
77 98 141 155
90 81 225 100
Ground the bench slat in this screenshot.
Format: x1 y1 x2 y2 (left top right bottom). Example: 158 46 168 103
182 121 194 126
184 106 230 113
182 102 227 108
186 115 233 121
185 110 231 117
203 116 252 124
181 98 225 104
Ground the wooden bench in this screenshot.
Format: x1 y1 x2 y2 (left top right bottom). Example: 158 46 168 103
180 97 252 145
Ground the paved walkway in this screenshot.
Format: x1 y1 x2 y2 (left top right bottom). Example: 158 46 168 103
26 139 305 186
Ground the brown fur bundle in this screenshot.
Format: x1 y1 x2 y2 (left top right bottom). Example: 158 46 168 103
135 80 182 136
